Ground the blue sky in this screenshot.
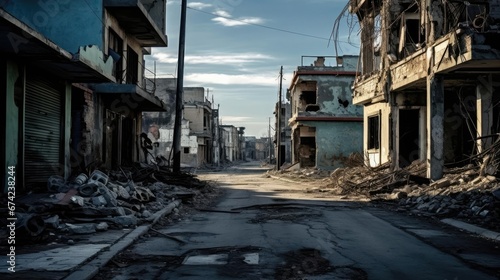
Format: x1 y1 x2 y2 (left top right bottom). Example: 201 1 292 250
146 0 360 137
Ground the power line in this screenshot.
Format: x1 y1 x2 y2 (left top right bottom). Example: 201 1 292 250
187 6 333 42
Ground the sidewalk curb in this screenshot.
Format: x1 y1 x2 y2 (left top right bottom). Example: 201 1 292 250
441 218 500 242
63 200 181 280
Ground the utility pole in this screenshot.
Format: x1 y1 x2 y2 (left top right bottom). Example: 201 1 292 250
268 117 271 163
276 66 283 170
172 0 187 173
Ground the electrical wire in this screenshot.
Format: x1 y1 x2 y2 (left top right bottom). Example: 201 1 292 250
187 6 339 43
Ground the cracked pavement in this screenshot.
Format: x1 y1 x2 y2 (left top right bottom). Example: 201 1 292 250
94 161 500 280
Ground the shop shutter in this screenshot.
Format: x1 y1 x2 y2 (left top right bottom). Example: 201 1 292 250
25 77 63 187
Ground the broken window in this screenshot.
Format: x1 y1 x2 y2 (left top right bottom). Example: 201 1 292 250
126 46 139 85
108 29 123 83
368 115 380 150
399 12 423 57
184 147 190 153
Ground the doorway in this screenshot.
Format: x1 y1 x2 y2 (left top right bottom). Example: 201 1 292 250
399 109 420 167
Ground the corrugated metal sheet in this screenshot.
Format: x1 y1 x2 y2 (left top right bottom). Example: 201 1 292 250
25 77 62 185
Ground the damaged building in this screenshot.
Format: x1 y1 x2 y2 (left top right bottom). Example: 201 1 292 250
349 0 500 179
1 0 168 192
144 80 215 168
287 56 364 169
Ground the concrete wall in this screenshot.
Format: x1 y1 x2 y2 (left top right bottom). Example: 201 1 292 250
314 121 363 170
158 119 199 167
184 87 205 103
3 0 105 53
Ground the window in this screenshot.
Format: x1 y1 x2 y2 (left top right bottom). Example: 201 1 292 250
368 115 380 150
126 46 139 84
183 147 190 153
108 29 123 83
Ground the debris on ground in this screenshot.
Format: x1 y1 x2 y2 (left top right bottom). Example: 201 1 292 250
269 153 500 232
0 163 220 246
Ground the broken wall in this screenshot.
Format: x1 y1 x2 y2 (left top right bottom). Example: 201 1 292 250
314 121 363 170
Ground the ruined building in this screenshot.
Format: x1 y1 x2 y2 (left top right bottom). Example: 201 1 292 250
287 56 364 169
1 0 168 192
350 0 500 179
142 79 216 168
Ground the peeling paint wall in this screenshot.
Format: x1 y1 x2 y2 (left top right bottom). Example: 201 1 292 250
3 0 104 53
312 121 363 170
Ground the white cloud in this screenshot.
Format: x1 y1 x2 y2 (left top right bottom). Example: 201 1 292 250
152 52 273 65
213 9 231 18
185 73 278 86
220 116 253 122
209 8 264 27
212 16 263 27
187 2 212 9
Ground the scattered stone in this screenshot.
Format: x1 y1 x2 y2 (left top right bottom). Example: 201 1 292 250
70 195 85 206
91 195 107 207
112 215 138 227
44 215 60 229
430 178 451 189
96 222 109 231
66 223 96 234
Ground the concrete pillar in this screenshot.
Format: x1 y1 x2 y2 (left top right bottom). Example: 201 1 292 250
476 75 493 153
426 73 444 180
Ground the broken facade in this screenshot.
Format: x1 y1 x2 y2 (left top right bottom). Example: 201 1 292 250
1 0 168 192
350 0 500 179
142 79 215 168
220 125 244 162
287 56 364 170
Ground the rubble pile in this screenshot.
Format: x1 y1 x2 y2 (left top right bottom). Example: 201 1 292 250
327 161 500 231
0 165 216 244
269 151 499 231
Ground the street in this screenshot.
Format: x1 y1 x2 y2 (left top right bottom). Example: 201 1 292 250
95 162 500 280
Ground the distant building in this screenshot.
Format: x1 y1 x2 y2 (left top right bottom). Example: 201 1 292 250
143 79 214 168
275 102 292 166
287 56 363 169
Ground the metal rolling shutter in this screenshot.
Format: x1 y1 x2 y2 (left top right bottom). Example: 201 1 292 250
25 77 63 186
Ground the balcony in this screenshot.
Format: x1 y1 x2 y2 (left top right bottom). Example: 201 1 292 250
104 0 167 47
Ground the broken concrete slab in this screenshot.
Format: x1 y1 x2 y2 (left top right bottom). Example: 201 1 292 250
112 215 138 227
66 223 96 234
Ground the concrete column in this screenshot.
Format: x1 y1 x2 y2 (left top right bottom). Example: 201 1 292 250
476 75 493 153
426 73 444 180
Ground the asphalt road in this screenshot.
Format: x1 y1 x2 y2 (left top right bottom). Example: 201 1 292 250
95 161 500 280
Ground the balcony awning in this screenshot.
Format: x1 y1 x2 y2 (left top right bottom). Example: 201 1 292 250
92 83 167 112
104 0 168 47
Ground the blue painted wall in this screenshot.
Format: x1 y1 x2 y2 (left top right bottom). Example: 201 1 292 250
3 0 104 53
312 121 363 170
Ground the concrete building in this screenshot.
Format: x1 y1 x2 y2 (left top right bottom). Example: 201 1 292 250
287 56 363 170
220 125 241 162
1 1 168 192
349 0 500 179
245 136 257 160
275 102 292 166
143 79 214 168
256 137 273 161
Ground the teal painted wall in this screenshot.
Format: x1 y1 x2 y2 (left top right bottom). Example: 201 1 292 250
311 121 363 170
3 0 104 53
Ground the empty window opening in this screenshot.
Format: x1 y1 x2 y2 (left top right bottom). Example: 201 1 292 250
184 147 190 154
399 109 420 168
299 136 316 168
305 104 320 112
126 46 139 84
368 115 380 150
109 29 123 83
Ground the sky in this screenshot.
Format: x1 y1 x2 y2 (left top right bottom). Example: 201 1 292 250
146 0 360 137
